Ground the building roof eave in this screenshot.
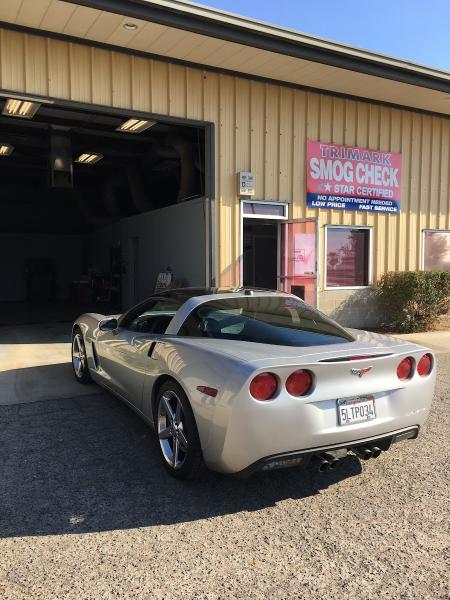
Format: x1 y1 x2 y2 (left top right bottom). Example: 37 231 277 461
69 0 450 94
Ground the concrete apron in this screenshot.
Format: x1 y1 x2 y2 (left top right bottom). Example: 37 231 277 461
0 323 102 405
395 330 450 355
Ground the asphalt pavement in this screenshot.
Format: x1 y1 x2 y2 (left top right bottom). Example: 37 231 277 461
0 350 448 599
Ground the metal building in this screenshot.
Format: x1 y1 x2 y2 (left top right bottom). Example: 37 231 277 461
0 0 449 327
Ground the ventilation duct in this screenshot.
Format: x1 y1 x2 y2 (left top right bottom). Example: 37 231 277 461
166 136 200 203
126 164 153 213
49 127 73 189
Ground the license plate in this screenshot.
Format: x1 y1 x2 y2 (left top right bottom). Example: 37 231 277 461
337 395 376 426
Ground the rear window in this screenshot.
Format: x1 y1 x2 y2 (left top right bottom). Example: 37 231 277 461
178 296 354 346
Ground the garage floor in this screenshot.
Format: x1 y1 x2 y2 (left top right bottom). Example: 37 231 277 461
0 321 102 405
0 301 99 326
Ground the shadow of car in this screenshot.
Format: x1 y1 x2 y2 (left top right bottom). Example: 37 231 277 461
0 392 362 538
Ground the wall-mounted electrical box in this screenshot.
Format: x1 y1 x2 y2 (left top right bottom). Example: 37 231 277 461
238 171 255 196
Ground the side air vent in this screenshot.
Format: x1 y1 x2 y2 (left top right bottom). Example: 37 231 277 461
92 342 100 369
319 354 392 363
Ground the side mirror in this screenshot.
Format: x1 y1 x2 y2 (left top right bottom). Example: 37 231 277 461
99 317 119 332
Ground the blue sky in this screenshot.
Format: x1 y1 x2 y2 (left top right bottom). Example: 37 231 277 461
199 0 450 72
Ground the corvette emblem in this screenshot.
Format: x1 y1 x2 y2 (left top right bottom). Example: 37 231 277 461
351 367 373 378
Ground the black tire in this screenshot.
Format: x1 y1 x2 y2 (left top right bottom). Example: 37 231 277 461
154 380 205 480
71 329 92 384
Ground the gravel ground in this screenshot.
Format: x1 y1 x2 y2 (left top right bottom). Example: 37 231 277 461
0 355 449 600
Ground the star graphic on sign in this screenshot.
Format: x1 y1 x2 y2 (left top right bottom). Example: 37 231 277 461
317 183 323 191
324 183 331 192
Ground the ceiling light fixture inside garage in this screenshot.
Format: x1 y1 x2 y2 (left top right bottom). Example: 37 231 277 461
75 153 103 164
2 99 41 119
117 118 156 134
123 22 139 30
0 144 14 156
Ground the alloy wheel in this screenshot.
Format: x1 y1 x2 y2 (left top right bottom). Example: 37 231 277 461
72 333 87 378
157 390 189 469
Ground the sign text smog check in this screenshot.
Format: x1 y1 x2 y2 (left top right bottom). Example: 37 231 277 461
306 141 402 214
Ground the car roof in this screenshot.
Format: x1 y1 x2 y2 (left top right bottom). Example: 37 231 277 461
157 286 290 303
119 287 293 327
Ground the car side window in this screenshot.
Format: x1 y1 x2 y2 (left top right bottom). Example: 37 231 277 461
124 298 181 334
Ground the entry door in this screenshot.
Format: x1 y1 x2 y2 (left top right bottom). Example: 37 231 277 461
280 220 317 306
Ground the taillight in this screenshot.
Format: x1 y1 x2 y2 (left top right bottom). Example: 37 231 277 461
250 373 278 401
417 353 433 377
286 369 313 397
397 357 414 380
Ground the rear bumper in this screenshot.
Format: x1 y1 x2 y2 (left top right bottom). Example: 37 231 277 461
235 426 419 477
203 371 434 473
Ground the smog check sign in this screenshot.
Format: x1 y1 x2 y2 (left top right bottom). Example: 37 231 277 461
306 141 402 214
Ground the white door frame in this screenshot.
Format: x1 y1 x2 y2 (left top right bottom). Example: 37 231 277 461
239 200 289 286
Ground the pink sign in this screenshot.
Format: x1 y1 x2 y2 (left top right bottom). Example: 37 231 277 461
306 140 402 214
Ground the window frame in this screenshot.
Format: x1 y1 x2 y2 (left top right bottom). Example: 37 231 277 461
324 225 373 290
241 200 289 220
421 229 450 271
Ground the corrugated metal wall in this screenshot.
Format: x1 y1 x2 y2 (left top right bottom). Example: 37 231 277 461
1 28 449 293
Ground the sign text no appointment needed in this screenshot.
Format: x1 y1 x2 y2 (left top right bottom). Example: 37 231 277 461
306 141 402 214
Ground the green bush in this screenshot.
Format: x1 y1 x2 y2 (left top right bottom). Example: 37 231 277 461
375 270 450 333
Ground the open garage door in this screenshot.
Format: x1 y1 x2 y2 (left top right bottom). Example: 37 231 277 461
0 97 211 326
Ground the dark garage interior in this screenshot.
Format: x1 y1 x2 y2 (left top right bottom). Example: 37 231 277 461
0 97 207 326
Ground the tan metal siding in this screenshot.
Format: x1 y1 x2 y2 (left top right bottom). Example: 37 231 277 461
48 39 70 99
0 29 449 290
92 47 112 107
218 74 236 285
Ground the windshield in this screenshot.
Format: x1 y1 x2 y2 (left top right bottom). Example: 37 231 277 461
178 296 355 346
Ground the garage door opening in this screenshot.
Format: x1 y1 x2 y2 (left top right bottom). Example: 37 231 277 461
0 97 210 327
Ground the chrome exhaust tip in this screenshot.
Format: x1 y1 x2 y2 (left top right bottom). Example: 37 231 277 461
371 446 382 459
320 453 339 470
318 459 330 472
353 447 373 460
311 454 331 472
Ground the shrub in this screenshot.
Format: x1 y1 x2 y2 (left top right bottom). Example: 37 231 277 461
375 271 450 333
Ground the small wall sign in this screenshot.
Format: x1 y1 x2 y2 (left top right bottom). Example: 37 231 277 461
238 171 255 196
155 267 173 291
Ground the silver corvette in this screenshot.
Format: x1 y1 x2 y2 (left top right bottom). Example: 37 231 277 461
72 288 436 479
